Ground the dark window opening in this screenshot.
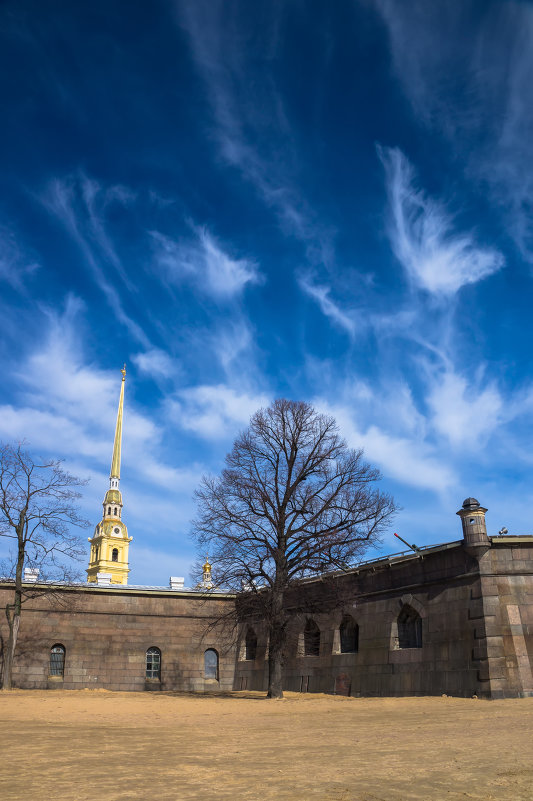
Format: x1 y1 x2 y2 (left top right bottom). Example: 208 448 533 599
398 605 423 649
114 507 117 516
146 647 161 680
245 628 257 661
107 506 111 515
304 619 320 657
340 615 359 653
204 648 219 680
95 546 99 561
49 644 65 677
112 548 119 562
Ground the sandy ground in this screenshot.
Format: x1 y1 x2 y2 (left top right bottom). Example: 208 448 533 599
1 690 532 801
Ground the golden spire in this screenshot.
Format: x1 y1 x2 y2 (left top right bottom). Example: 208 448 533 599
110 365 126 479
87 363 132 586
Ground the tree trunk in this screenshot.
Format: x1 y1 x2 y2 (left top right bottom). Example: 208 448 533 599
267 586 285 698
267 622 285 698
3 528 24 691
3 606 20 691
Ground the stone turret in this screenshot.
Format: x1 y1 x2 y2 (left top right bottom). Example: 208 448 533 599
456 497 490 551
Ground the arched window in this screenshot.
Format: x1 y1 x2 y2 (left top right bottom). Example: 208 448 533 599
397 605 422 649
304 619 320 657
340 615 359 653
112 548 119 562
114 507 117 516
107 506 111 515
49 644 65 677
95 545 99 561
204 648 219 680
146 647 161 680
245 627 257 661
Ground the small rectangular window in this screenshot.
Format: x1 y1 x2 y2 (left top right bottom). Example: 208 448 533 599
146 647 161 680
49 645 65 677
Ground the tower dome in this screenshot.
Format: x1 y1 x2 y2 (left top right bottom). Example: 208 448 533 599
462 498 480 510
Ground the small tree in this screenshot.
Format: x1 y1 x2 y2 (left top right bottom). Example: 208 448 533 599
0 443 88 690
192 399 396 698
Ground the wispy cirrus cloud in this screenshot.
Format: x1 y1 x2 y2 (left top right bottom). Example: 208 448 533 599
379 146 504 295
3 295 159 458
210 317 255 372
42 172 150 347
0 227 39 290
374 0 533 264
0 296 203 514
298 273 357 337
150 226 262 299
175 0 335 264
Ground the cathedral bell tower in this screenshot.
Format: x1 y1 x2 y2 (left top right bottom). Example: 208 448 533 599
87 365 132 585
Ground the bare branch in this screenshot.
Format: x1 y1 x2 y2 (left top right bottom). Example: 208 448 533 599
191 399 397 698
0 442 89 689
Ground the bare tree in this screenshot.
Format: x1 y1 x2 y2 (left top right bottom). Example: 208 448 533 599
0 443 88 690
192 399 397 698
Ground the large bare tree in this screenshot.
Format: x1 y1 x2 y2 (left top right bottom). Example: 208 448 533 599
0 443 88 690
192 399 396 698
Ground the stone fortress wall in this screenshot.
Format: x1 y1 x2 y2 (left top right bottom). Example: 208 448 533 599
235 535 533 698
0 586 236 693
1 499 533 698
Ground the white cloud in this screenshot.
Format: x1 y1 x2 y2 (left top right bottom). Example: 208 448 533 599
316 399 455 493
374 0 533 264
1 298 179 493
426 370 504 449
131 348 177 380
169 384 271 439
150 227 262 299
379 146 504 295
298 274 357 337
201 230 261 296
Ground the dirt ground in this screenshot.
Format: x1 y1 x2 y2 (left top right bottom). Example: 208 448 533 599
1 690 532 801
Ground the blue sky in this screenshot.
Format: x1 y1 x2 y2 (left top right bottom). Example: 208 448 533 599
1 0 533 584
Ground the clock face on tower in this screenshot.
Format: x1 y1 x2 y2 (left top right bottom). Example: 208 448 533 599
114 527 120 534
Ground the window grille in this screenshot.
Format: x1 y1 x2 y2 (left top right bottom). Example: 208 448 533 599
49 644 65 677
146 647 161 679
304 619 320 657
204 649 219 680
397 605 423 649
245 628 257 661
339 616 359 653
